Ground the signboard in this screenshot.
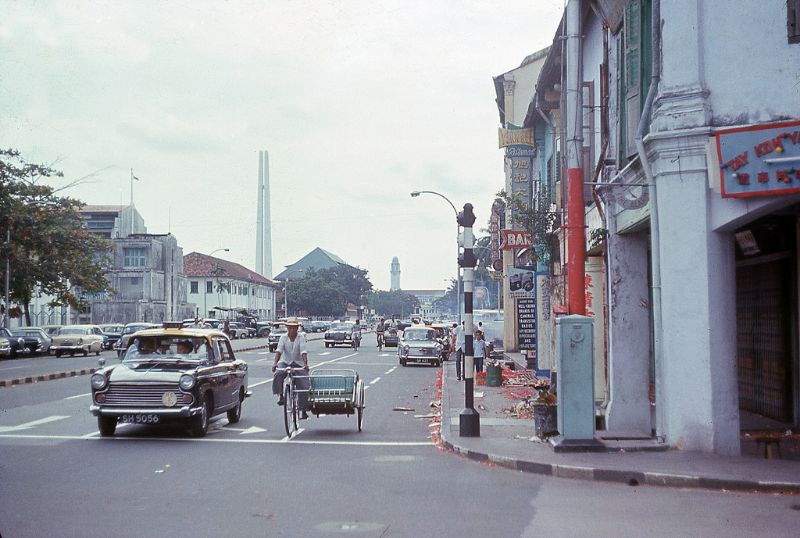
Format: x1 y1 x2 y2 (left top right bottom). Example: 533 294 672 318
508 266 535 299
501 229 533 250
498 127 534 148
716 120 800 198
516 296 537 349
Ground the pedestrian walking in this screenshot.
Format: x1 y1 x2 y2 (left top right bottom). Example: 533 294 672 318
473 330 486 374
453 321 466 380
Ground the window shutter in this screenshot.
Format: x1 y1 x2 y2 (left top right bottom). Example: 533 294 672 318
624 1 641 157
790 0 800 44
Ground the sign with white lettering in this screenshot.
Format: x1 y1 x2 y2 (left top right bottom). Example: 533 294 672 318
501 229 533 250
716 120 800 198
516 296 537 349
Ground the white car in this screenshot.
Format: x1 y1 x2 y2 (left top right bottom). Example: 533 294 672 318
51 325 105 357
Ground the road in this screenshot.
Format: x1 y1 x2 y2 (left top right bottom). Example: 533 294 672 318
1 338 798 537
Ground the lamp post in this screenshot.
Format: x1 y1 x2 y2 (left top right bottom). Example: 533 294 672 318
410 190 462 323
205 248 229 319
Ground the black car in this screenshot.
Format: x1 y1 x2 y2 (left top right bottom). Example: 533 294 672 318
324 322 356 348
0 327 28 358
100 324 124 350
90 325 250 437
10 327 51 355
268 324 288 352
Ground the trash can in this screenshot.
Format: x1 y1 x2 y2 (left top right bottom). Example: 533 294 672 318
533 404 558 438
486 364 502 387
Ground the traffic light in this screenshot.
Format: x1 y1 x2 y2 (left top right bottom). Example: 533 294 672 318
456 203 476 228
458 249 477 268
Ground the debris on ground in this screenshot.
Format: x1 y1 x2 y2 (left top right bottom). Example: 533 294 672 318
393 406 415 412
414 414 438 419
429 401 441 409
501 397 536 419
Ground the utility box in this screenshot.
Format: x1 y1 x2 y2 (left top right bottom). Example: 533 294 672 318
553 315 604 452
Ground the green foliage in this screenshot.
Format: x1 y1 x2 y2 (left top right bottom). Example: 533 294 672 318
287 265 373 317
370 289 420 318
496 187 559 265
0 149 112 322
433 278 458 314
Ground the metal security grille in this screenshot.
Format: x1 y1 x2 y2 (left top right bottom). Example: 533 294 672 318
737 257 793 422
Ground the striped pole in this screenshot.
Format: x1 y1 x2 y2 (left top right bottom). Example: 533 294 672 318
458 203 480 437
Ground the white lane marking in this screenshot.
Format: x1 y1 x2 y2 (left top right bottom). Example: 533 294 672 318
319 352 331 356
0 365 31 371
0 433 433 446
257 351 271 355
369 377 381 385
65 393 92 400
250 379 271 388
0 415 70 433
221 426 267 435
385 367 397 375
281 427 305 442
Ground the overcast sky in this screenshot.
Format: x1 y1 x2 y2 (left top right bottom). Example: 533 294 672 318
1 0 564 291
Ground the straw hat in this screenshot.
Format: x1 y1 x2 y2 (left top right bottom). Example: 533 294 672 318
284 316 301 327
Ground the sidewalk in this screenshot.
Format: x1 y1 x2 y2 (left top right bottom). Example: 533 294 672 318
438 359 800 493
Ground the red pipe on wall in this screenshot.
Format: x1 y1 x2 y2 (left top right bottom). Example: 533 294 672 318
567 167 586 315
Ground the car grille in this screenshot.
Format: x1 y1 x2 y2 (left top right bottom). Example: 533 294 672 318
102 383 186 407
411 347 435 356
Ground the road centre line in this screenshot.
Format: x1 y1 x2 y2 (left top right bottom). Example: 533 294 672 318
369 377 381 385
0 433 433 446
65 393 92 400
385 367 397 375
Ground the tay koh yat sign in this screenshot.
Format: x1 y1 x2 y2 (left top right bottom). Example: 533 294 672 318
716 120 800 198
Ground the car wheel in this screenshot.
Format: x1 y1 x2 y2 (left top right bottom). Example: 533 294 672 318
227 390 243 424
55 351 62 358
98 416 117 437
83 349 88 357
190 393 212 437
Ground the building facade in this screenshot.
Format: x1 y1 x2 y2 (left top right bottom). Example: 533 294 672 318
515 0 800 456
184 252 279 321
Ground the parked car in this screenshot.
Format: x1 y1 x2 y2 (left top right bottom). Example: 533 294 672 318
324 321 357 348
310 320 329 333
40 325 63 337
0 336 11 358
11 327 52 355
397 326 443 367
256 322 272 337
227 322 249 339
99 324 124 350
89 323 249 437
268 323 288 352
114 322 161 357
51 325 105 357
0 327 28 358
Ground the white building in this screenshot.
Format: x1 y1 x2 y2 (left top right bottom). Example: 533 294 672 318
184 252 280 321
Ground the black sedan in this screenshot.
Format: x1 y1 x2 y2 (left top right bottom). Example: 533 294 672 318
324 322 356 348
90 325 250 437
10 327 51 355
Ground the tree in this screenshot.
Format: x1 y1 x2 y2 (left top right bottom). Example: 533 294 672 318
0 149 112 325
433 278 458 314
287 265 372 317
370 290 420 318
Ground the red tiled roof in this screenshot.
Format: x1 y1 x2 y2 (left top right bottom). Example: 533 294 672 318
184 252 280 287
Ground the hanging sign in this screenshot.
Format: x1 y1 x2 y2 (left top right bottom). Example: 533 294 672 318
716 120 800 198
501 229 533 250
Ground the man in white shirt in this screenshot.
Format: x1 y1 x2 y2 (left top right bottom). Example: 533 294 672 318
271 317 310 419
453 321 466 381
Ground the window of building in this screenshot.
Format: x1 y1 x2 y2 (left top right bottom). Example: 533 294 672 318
618 0 652 162
190 281 198 294
790 0 800 44
206 281 213 294
123 247 147 268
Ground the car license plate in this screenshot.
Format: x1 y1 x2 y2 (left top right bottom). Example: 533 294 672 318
121 414 160 424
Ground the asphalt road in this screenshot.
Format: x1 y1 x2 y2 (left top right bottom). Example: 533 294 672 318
1 339 798 537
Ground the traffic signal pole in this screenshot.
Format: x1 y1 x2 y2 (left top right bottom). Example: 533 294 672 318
458 203 480 437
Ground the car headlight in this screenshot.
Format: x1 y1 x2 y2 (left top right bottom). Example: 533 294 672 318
179 374 196 391
91 373 108 390
402 345 410 354
324 333 330 338
345 334 351 339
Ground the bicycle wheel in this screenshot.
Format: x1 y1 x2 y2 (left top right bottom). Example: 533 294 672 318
283 384 295 437
291 389 299 431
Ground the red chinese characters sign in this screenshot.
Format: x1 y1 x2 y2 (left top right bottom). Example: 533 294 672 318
716 120 800 198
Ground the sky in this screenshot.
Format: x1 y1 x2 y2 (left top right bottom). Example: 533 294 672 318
1 0 565 291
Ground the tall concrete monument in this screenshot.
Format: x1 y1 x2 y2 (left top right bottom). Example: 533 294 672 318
390 256 401 291
255 150 273 278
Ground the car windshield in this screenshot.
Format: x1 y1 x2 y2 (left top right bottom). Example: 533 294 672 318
272 326 288 334
12 329 41 337
123 336 210 362
58 327 89 335
405 329 435 341
330 323 352 331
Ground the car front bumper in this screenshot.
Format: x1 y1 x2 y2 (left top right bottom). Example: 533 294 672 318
51 344 89 352
90 404 204 418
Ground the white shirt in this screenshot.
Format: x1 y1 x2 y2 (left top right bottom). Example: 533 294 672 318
455 325 465 351
276 334 307 364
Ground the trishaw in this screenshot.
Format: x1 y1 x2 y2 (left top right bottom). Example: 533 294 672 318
281 367 365 437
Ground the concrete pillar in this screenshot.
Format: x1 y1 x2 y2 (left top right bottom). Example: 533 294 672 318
605 229 652 435
653 133 740 455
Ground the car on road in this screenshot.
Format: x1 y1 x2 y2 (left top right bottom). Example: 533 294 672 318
89 323 250 437
0 327 29 358
309 320 329 333
324 321 357 348
256 321 272 337
114 322 161 357
227 321 249 339
51 325 105 357
40 325 63 337
99 324 124 350
397 326 443 367
268 323 288 352
11 327 52 355
0 336 11 358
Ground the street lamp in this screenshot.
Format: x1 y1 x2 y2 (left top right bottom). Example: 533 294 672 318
205 248 229 319
410 190 462 324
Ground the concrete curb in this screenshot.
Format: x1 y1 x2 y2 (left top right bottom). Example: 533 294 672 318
438 372 800 494
0 368 99 387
